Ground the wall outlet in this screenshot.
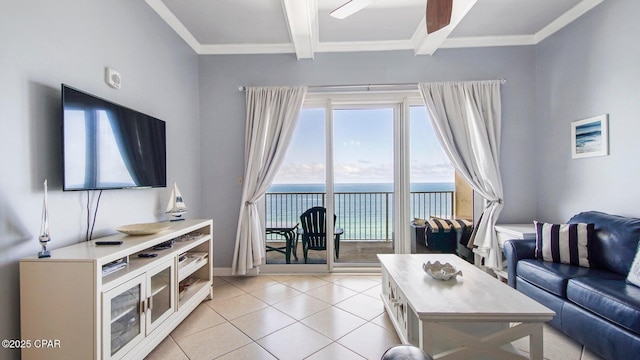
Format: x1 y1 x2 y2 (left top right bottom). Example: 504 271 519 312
237 176 243 186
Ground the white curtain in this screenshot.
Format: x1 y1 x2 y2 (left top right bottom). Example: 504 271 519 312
232 86 307 275
419 81 504 269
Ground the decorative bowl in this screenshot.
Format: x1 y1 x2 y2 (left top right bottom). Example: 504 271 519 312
422 261 462 281
116 223 170 236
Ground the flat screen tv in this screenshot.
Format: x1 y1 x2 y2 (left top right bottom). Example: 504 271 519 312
62 84 167 191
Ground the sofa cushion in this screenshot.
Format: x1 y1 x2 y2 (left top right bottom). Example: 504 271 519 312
517 259 619 298
567 277 640 334
535 222 593 267
562 302 640 360
516 277 563 329
569 211 640 275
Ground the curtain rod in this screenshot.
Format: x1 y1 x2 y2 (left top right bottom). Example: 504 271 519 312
238 79 506 92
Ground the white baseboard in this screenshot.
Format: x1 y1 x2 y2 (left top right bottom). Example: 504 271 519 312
213 267 258 276
213 266 380 276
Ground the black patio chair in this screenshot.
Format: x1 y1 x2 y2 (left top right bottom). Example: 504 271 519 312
299 206 343 263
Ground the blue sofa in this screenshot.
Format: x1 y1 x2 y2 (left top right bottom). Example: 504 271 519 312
503 211 640 360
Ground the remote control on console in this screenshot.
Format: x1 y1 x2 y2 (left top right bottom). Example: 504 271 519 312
95 241 123 245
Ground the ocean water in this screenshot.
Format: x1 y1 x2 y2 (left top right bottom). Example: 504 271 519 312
266 182 454 240
268 182 454 193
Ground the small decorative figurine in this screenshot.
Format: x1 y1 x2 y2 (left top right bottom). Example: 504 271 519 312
166 182 187 221
38 179 51 258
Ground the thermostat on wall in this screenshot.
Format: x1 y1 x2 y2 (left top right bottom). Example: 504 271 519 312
105 67 121 89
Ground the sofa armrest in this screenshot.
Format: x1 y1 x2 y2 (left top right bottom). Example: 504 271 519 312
502 239 536 288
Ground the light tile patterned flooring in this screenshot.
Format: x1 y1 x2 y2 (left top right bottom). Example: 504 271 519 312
145 274 604 360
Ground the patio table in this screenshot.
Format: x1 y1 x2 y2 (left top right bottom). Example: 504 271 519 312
266 223 299 263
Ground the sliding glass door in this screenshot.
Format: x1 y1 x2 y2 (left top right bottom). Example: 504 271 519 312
263 92 455 271
332 107 396 265
265 107 327 268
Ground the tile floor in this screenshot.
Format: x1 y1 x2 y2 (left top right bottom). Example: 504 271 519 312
145 274 604 360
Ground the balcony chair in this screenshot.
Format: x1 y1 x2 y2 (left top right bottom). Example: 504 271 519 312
299 206 343 263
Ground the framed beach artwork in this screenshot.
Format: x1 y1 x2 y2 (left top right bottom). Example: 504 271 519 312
571 114 609 159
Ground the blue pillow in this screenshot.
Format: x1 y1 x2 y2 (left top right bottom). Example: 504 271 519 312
534 221 594 267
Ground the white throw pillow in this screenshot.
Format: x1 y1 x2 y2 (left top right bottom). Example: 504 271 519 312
626 242 640 287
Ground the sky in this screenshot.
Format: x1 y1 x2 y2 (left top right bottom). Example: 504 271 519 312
273 105 453 184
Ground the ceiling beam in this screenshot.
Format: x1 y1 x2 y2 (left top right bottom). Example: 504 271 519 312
412 0 478 56
145 0 201 54
281 0 318 59
330 0 377 20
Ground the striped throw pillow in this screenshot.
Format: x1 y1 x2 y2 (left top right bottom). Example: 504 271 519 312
534 221 594 267
426 218 453 233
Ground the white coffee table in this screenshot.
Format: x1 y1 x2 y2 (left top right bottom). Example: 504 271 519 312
378 254 555 360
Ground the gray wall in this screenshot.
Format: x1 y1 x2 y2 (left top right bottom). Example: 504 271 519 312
535 0 640 221
0 1 200 357
200 48 539 268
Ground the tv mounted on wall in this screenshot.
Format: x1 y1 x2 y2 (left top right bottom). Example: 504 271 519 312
62 84 167 191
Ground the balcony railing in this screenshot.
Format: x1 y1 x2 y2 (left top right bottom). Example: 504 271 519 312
265 191 454 241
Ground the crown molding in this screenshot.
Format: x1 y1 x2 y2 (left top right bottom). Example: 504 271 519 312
199 43 295 55
534 0 604 43
148 0 605 57
441 35 537 49
316 40 414 53
441 0 605 50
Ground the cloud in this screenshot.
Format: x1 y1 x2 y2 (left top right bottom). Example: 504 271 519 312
274 162 325 183
410 162 455 182
334 162 392 182
273 160 454 184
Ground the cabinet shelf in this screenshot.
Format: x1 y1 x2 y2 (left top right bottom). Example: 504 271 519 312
178 252 208 282
102 258 128 277
179 278 209 308
110 305 138 326
102 234 211 291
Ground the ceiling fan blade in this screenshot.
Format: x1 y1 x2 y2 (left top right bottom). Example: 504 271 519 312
426 0 453 33
330 0 376 20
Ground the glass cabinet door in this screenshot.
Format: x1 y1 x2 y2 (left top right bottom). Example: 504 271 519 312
103 274 145 360
147 260 175 332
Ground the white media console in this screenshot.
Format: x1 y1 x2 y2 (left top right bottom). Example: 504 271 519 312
20 219 213 360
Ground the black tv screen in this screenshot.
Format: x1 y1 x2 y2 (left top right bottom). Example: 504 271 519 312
62 85 167 191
